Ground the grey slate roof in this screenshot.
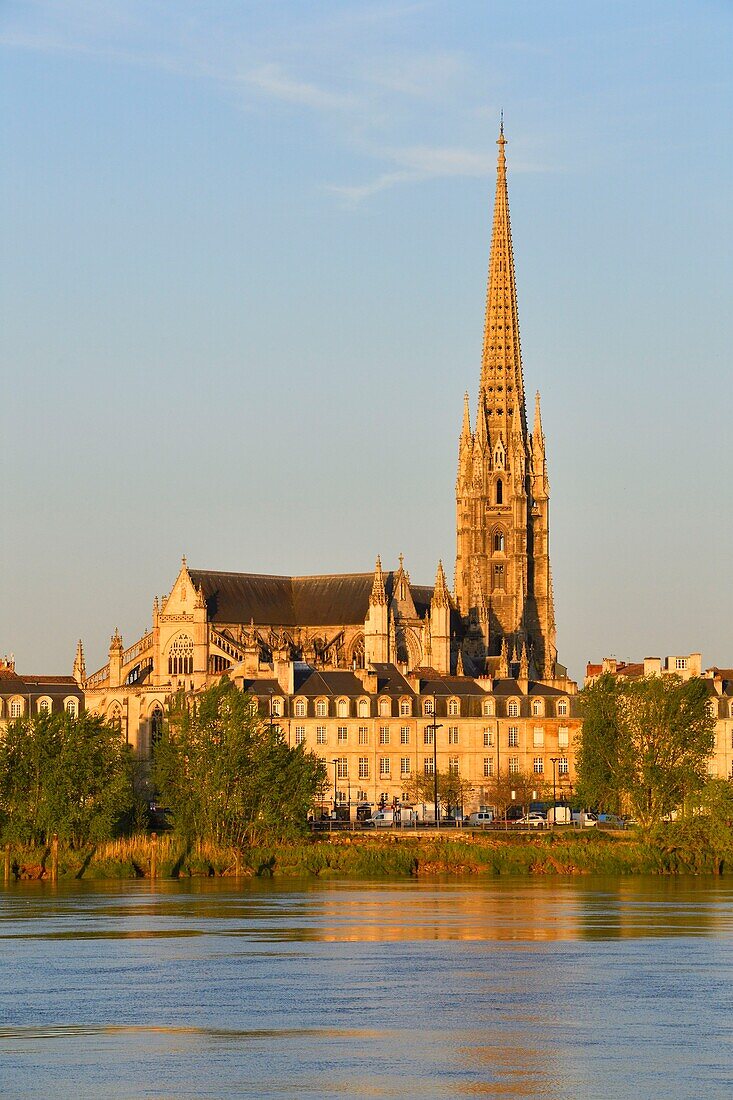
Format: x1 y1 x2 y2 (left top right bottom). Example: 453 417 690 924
189 569 435 627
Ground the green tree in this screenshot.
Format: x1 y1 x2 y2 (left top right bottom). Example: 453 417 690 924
576 674 715 830
152 680 326 844
485 770 546 816
0 711 133 846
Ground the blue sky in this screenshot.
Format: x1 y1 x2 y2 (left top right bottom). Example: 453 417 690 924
1 1 732 680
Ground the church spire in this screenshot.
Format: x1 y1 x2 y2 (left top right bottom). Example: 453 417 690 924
479 121 525 436
73 639 86 686
369 555 387 606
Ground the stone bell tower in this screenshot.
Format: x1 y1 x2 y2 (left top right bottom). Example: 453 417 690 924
455 122 557 679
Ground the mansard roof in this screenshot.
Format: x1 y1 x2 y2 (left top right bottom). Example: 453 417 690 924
189 569 434 627
0 668 80 695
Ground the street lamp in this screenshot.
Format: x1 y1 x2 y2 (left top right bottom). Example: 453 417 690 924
330 758 339 816
550 757 560 824
428 720 443 827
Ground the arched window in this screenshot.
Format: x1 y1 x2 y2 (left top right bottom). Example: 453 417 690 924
358 698 369 718
496 478 503 505
532 699 543 717
315 699 328 717
38 698 51 716
379 697 391 717
337 699 349 718
271 697 283 717
557 699 568 717
65 699 78 718
399 698 412 717
507 700 519 717
168 634 194 676
493 531 505 553
10 699 22 719
108 704 122 730
151 705 163 747
350 637 365 669
484 699 494 717
423 698 434 715
294 698 306 717
448 698 459 716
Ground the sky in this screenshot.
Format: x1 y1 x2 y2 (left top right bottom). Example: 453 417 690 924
1 0 732 682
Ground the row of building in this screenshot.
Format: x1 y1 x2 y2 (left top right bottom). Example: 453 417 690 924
3 126 729 814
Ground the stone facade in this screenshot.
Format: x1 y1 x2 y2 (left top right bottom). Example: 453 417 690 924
0 654 84 734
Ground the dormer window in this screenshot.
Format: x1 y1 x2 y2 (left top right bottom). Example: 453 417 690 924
484 699 494 717
337 699 349 718
315 699 328 718
38 698 51 716
379 697 391 717
532 699 543 717
448 698 459 716
399 698 412 717
557 700 568 717
358 698 370 718
294 698 306 717
424 698 434 715
271 698 283 717
507 700 519 717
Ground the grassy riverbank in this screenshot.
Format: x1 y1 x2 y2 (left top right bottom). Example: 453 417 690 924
3 827 730 881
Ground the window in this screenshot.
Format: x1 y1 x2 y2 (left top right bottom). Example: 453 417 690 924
449 757 459 776
448 726 459 745
483 757 494 777
316 726 327 744
151 706 163 746
295 727 305 745
400 757 411 777
271 698 282 717
483 728 494 747
508 726 519 747
400 726 410 745
508 755 519 775
358 698 369 718
493 531 505 552
379 726 390 745
558 727 569 749
493 564 504 589
168 634 194 676
675 657 688 670
65 699 78 718
358 726 369 745
337 699 349 718
533 727 544 748
424 727 434 745
379 757 391 777
316 700 327 717
507 701 519 717
10 700 22 718
496 478 503 505
294 699 306 717
336 790 347 804
39 699 51 716
424 757 434 776
532 699 543 717
108 705 122 730
557 700 568 717
448 698 459 716
558 757 569 776
533 757 544 774
359 757 369 779
337 726 348 744
357 788 368 802
424 699 434 715
337 758 348 779
379 697 391 717
484 699 494 716
400 699 412 716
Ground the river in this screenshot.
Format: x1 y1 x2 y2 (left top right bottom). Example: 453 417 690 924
0 877 732 1098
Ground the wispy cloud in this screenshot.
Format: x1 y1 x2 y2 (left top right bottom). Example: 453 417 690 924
245 64 357 113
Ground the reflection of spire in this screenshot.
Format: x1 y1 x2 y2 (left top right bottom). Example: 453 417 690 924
370 555 387 606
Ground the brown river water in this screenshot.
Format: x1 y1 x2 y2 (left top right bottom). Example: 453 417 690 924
1 877 732 1098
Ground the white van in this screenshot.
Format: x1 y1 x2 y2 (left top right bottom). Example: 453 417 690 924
571 811 598 828
546 805 572 825
467 810 494 826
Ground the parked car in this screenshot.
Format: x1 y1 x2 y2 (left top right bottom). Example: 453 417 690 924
467 810 495 826
517 812 547 828
597 813 625 829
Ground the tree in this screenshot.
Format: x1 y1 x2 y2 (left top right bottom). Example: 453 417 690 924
485 770 546 816
0 711 133 846
152 680 326 845
576 674 715 830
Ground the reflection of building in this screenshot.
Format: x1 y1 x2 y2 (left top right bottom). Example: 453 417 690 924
82 125 579 809
585 653 733 779
0 653 84 734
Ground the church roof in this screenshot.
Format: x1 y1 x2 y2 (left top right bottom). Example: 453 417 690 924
188 569 433 627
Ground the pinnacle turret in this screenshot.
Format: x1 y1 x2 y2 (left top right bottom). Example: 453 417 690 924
73 639 86 685
431 560 450 608
369 555 387 606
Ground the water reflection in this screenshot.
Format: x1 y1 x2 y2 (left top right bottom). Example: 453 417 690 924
0 878 732 1098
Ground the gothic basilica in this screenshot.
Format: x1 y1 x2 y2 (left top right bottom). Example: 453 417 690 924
81 126 580 810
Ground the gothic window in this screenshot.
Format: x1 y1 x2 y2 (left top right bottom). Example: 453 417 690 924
493 531 505 553
168 634 194 677
108 704 122 730
151 706 163 747
351 637 365 669
493 564 505 590
496 479 503 505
